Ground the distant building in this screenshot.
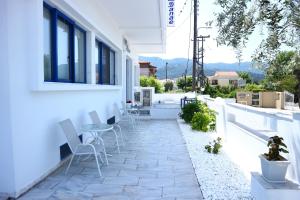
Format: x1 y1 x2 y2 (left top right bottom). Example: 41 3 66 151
208 71 246 87
236 91 285 109
139 61 157 77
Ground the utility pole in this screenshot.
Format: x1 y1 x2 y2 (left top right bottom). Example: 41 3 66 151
192 0 198 92
197 35 210 88
165 62 168 81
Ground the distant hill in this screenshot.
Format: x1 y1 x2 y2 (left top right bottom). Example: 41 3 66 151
139 56 265 82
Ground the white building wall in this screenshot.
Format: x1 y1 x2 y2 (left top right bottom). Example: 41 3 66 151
0 0 16 195
0 0 138 197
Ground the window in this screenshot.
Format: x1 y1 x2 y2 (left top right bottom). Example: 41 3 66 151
57 18 71 81
74 28 86 83
95 40 116 85
212 80 218 85
43 3 86 83
43 7 52 81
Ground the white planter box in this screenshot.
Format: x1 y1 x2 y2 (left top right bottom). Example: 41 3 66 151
259 154 290 183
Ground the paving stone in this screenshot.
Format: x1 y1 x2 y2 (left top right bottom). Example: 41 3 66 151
139 177 175 187
103 176 139 185
123 185 162 199
18 188 54 200
119 169 157 178
84 184 124 196
18 120 203 200
162 186 203 198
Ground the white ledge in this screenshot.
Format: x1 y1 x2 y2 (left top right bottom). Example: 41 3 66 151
31 82 122 92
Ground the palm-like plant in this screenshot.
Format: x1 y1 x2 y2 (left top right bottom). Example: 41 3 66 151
264 136 289 161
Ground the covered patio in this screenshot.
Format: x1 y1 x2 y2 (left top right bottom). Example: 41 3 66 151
19 120 203 200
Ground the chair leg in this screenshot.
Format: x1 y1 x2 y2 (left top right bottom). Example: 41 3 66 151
93 152 102 177
115 124 125 145
98 137 109 165
112 129 120 153
65 154 75 175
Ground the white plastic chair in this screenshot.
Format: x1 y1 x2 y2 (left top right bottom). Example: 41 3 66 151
113 103 135 129
89 111 124 147
59 119 104 177
121 101 140 125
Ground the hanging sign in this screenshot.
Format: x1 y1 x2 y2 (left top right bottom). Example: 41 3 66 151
167 0 175 27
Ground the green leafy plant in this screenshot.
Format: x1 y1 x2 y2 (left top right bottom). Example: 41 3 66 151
191 112 211 132
205 137 222 154
140 76 162 93
190 107 216 132
264 136 289 161
180 101 202 123
164 81 174 92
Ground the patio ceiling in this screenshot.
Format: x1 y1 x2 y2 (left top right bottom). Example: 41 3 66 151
97 0 166 54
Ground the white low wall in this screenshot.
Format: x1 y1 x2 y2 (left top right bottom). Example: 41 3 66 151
152 92 196 104
202 96 300 184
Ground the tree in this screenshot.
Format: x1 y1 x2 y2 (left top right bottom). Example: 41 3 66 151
266 51 298 82
263 51 300 93
238 72 252 83
140 76 162 93
215 0 300 64
164 81 174 92
176 76 193 91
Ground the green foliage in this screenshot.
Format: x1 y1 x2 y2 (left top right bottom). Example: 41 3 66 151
266 51 299 82
191 112 214 132
140 76 162 93
264 136 289 161
176 76 193 91
164 81 174 92
180 102 202 123
190 103 216 132
205 137 222 154
180 100 216 132
277 75 297 93
204 84 236 98
244 83 264 92
238 72 252 83
215 0 300 64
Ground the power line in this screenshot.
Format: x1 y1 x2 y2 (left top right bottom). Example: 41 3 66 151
183 0 193 92
178 0 189 17
166 14 192 38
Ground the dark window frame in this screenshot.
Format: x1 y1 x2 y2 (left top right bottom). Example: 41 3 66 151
43 2 86 83
95 39 116 85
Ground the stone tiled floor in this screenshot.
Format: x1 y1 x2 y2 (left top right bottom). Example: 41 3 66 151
19 120 203 200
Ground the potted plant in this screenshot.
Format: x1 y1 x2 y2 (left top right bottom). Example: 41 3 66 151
259 136 290 183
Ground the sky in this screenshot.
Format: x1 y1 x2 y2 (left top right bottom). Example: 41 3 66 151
142 0 265 63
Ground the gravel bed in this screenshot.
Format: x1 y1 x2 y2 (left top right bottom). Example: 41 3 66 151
177 119 253 200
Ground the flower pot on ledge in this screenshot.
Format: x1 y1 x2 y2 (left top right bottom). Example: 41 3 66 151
259 154 290 183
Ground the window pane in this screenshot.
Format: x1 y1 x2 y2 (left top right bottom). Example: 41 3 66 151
57 19 70 80
101 45 110 84
43 8 52 81
95 41 100 84
110 50 115 85
74 28 85 83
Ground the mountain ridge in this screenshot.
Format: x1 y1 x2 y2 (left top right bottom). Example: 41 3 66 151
139 56 264 82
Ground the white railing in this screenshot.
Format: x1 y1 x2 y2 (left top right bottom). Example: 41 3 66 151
202 96 300 184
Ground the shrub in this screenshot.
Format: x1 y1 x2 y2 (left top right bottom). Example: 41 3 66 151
180 102 202 123
140 76 162 93
191 112 211 132
164 81 174 92
190 103 216 132
176 76 193 91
